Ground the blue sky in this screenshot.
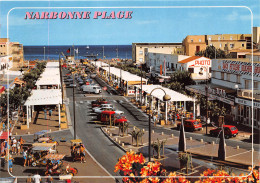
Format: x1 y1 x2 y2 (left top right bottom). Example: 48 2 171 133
0 0 259 45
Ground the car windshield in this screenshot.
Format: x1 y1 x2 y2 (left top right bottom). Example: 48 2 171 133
230 127 237 131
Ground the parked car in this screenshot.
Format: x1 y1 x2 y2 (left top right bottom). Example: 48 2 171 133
177 119 202 132
69 83 77 88
210 125 238 139
91 99 108 107
114 115 128 125
93 104 113 112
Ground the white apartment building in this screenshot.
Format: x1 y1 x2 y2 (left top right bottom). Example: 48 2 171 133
145 52 211 81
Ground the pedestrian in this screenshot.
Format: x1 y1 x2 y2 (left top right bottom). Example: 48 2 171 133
23 149 27 167
0 154 5 169
79 143 86 163
11 137 17 155
0 141 4 155
33 171 41 183
16 140 21 154
48 109 52 120
27 151 32 166
8 155 13 173
46 175 53 183
44 108 47 120
19 137 25 153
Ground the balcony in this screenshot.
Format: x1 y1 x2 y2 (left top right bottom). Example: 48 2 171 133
237 89 260 101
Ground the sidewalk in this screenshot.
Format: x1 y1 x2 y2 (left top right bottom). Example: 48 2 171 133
2 130 115 183
102 125 259 172
12 110 63 136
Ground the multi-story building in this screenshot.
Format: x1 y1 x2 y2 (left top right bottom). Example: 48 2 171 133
182 27 260 56
132 43 183 64
186 55 260 129
0 38 24 65
182 35 207 57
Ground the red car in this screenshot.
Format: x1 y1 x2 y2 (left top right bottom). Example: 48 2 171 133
91 99 108 107
177 120 202 132
210 125 238 139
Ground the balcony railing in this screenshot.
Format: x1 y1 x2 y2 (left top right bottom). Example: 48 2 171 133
237 89 260 101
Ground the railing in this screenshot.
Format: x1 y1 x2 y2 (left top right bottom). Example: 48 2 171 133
237 89 260 101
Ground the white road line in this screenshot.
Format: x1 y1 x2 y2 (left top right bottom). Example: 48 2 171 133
226 150 252 159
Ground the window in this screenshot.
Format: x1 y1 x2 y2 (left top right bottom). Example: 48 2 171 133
254 81 258 89
139 51 143 55
209 37 211 41
230 36 233 40
230 44 234 48
242 44 244 47
226 73 230 81
225 44 227 47
218 36 221 41
237 75 241 83
196 46 200 52
188 68 194 73
191 39 193 43
221 72 224 80
199 39 201 42
139 58 143 62
245 80 250 89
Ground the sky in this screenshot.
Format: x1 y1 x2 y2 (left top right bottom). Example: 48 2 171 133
0 0 259 45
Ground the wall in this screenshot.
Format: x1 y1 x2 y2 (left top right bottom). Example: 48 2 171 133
182 35 207 56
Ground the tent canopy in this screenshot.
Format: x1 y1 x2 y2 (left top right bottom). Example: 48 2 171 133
24 89 62 106
101 67 147 83
135 85 195 102
36 62 60 86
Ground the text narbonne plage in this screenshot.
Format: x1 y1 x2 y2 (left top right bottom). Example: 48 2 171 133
25 11 133 19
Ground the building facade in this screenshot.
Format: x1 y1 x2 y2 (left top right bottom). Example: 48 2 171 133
132 43 183 64
0 38 24 64
187 57 260 129
145 52 211 81
182 35 207 57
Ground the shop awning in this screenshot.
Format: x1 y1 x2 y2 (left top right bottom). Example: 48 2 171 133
24 89 62 106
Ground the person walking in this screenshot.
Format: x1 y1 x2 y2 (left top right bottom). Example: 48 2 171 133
79 143 86 163
23 149 27 167
48 109 52 120
44 108 47 120
8 156 13 173
33 171 41 183
11 137 17 155
19 137 25 153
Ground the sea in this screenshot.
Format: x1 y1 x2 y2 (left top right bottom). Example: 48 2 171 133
23 45 132 61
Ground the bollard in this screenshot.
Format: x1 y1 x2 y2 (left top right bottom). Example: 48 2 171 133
15 132 17 135
161 132 164 135
49 129 52 132
27 132 30 135
118 140 121 144
171 134 174 138
212 141 215 145
189 137 192 141
152 130 155 134
133 126 136 130
143 129 145 132
110 133 112 137
115 138 118 142
200 139 203 143
236 146 239 149
122 143 124 147
130 149 132 152
59 128 61 131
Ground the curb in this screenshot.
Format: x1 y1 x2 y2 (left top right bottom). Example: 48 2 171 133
100 127 127 153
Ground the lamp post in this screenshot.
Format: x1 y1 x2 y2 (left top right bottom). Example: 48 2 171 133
140 64 143 105
202 66 209 135
72 73 76 139
148 88 171 162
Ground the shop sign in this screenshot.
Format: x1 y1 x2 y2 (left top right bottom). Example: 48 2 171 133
235 98 260 108
221 60 260 77
207 86 227 98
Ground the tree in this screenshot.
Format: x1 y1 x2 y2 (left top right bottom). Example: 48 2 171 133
165 70 195 94
195 45 231 59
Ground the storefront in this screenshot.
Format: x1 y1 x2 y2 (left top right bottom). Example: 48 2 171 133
236 98 260 129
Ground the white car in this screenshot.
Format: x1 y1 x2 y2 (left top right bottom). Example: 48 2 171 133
93 107 124 115
92 104 113 112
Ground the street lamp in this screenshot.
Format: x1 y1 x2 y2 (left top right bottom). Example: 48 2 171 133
202 66 209 135
148 88 171 162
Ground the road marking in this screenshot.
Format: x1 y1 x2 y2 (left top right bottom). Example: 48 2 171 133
226 150 252 159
